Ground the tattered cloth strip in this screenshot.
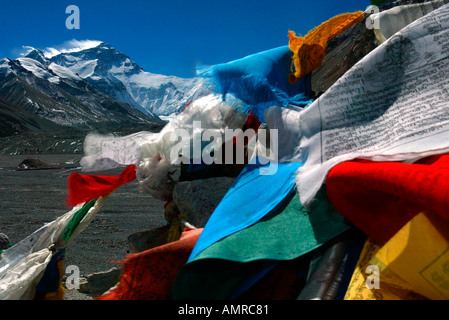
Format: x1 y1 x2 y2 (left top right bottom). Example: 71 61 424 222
0 198 106 299
97 228 202 300
66 164 136 206
34 249 66 300
288 11 364 84
297 233 352 300
326 154 449 244
136 94 248 201
181 111 261 181
197 46 314 123
343 211 449 300
370 0 449 44
296 4 449 208
0 248 52 300
186 157 303 262
172 187 350 300
80 94 247 189
81 131 158 172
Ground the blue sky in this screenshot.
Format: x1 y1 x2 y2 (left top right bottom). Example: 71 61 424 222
0 0 370 78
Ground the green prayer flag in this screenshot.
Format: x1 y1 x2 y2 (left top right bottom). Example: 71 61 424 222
63 199 97 242
172 186 351 299
192 188 349 263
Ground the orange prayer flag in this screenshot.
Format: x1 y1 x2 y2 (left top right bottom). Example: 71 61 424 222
97 228 202 300
288 11 365 83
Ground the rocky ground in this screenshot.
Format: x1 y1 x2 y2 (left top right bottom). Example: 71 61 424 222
0 152 235 299
0 154 168 299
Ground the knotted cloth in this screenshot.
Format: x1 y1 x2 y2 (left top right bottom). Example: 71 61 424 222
288 11 365 84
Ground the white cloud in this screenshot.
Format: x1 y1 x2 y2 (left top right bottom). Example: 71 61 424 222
18 45 37 57
42 47 62 58
41 39 103 58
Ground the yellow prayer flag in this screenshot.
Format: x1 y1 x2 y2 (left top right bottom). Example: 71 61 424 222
371 211 449 300
345 211 449 300
288 11 365 84
343 238 423 300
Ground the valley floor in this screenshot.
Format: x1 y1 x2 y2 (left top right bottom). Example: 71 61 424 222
0 153 168 300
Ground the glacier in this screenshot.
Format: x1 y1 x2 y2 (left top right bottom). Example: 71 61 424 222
45 42 207 117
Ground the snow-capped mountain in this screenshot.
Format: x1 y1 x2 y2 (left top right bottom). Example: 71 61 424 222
48 42 206 117
0 40 208 138
0 53 163 136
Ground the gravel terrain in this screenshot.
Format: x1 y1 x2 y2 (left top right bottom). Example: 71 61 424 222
0 154 169 300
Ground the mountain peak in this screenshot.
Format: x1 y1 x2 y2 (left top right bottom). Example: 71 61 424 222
25 48 48 65
8 40 199 117
97 42 114 50
73 41 117 54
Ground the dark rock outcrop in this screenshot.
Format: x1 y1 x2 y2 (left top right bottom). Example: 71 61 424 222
0 233 10 250
16 158 57 171
173 177 236 228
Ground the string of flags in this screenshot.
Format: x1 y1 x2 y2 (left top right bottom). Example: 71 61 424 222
2 0 449 300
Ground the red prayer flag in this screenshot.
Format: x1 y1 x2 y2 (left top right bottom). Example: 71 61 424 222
66 164 137 206
97 228 202 300
326 154 449 244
